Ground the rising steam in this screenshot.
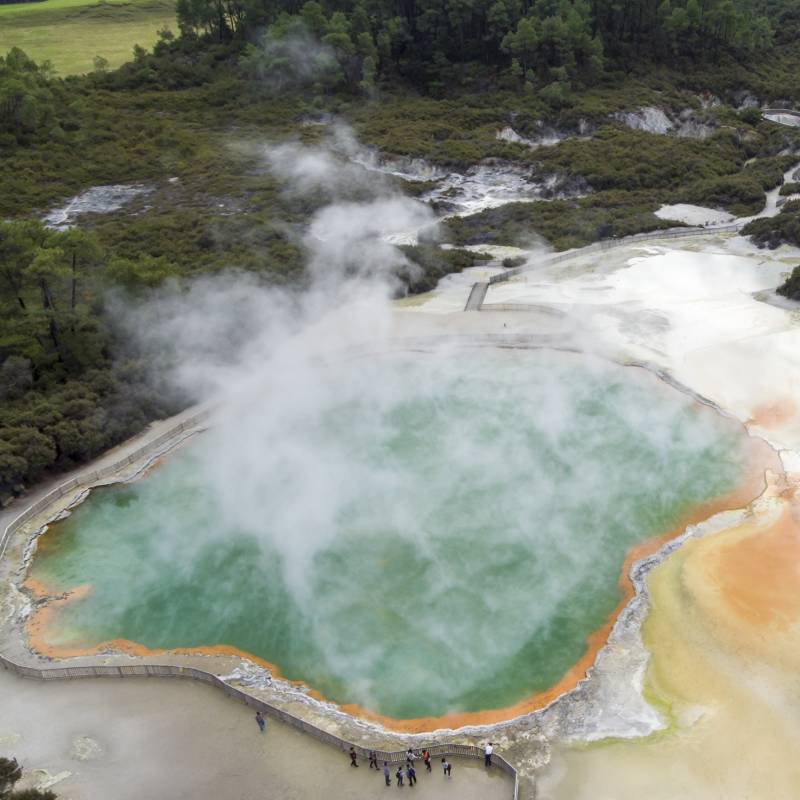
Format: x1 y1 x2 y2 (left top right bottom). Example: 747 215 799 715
75 130 750 719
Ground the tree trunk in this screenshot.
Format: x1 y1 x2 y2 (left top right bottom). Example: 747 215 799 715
2 270 27 310
48 316 64 364
39 278 54 310
39 277 64 362
71 252 77 311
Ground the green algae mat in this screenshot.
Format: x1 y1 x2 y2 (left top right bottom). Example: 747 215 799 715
30 350 745 720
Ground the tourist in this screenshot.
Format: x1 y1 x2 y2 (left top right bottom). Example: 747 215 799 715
484 742 493 767
406 748 415 764
369 750 379 770
255 711 265 733
422 749 431 772
407 763 417 786
441 757 452 777
349 747 359 767
396 765 404 786
383 762 391 786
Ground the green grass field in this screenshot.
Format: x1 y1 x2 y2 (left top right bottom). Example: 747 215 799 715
0 0 176 75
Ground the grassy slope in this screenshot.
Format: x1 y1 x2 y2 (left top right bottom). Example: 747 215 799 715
0 0 175 75
0 0 139 14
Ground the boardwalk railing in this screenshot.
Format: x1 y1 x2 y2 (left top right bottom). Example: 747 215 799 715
464 225 745 311
0 409 520 799
462 222 744 312
0 410 209 561
763 107 800 116
0 655 519 797
488 222 742 285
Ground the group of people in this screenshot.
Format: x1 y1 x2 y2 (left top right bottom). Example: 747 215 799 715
347 742 495 787
350 746 450 787
254 709 496 788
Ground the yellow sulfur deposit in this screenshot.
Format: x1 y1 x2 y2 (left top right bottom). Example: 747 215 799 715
540 484 800 799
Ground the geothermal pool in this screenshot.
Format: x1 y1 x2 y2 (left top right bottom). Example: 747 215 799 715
29 349 749 721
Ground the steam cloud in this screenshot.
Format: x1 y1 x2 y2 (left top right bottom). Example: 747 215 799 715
243 29 338 91
123 127 435 400
89 129 747 718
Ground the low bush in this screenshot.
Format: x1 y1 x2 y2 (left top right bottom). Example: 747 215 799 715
744 155 799 190
443 190 678 251
0 756 56 799
687 174 765 215
398 245 489 294
745 199 800 253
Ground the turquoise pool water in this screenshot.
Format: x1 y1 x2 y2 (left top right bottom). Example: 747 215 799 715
31 350 744 719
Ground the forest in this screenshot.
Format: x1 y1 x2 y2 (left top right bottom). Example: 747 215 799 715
180 0 794 95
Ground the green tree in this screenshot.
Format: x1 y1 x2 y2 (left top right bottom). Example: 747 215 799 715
0 427 56 480
92 55 109 74
301 0 327 37
105 255 175 292
360 54 378 91
0 756 56 800
0 48 57 144
58 228 102 313
0 758 22 794
502 17 540 73
0 441 28 488
0 356 33 401
0 221 105 373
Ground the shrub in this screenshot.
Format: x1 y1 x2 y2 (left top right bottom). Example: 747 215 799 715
744 200 800 251
739 107 762 125
778 265 800 299
744 155 799 190
443 190 677 251
688 174 765 215
0 757 56 800
397 245 489 294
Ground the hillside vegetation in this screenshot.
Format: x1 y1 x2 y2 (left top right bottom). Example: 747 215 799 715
1 0 799 497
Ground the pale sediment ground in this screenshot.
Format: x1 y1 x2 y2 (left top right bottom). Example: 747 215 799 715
42 184 152 230
654 203 734 226
0 667 509 800
537 485 800 799
479 233 800 444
